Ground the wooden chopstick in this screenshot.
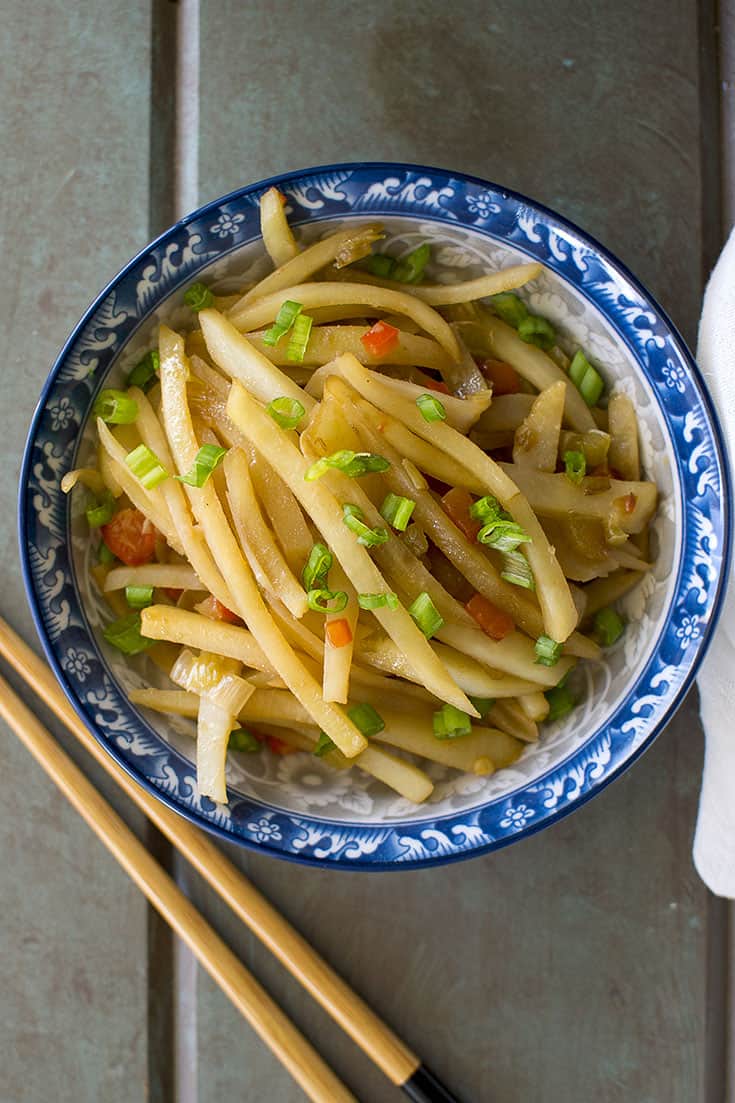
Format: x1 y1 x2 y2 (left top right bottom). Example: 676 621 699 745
0 662 357 1103
0 618 462 1103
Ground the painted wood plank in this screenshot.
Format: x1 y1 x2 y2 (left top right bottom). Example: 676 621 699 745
193 2 719 1100
0 5 155 1101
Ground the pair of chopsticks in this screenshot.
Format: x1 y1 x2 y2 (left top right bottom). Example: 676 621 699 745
0 617 461 1103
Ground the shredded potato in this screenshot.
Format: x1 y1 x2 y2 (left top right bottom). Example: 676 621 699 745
75 205 659 806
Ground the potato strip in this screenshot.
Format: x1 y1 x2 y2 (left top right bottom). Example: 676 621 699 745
226 380 478 716
224 447 308 618
482 316 595 432
158 326 367 758
328 354 579 642
498 464 657 533
235 223 384 306
104 564 202 592
327 261 543 306
227 282 461 361
512 380 566 471
248 325 452 373
260 185 299 267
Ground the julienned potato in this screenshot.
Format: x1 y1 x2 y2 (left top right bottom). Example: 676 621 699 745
63 187 658 806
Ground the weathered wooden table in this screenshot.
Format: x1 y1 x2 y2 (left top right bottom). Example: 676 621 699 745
1 3 729 1100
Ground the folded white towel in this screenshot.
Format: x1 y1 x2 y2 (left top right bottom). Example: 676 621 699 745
693 228 735 897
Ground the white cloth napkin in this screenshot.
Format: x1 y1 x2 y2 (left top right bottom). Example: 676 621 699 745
692 228 735 897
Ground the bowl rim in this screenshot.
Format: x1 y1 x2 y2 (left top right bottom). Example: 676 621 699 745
19 160 733 870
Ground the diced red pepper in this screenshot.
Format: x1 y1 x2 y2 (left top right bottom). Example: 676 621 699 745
465 593 515 640
325 618 353 648
478 358 521 396
425 378 450 394
266 734 299 756
360 320 400 358
441 487 481 541
100 509 157 566
197 594 243 625
406 367 451 394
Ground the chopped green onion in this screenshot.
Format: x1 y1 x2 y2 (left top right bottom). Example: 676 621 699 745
127 350 159 391
262 299 303 346
469 495 504 524
347 702 385 737
568 350 604 406
467 695 495 720
563 450 587 485
545 683 576 722
342 504 389 547
490 292 529 328
392 243 431 284
313 731 336 757
593 606 625 647
286 312 313 362
500 550 535 590
307 589 348 614
535 635 562 667
380 492 415 532
229 728 262 753
102 612 154 655
93 389 139 425
125 444 169 489
183 282 214 311
517 315 556 350
357 592 399 610
433 703 472 740
306 450 390 481
266 396 305 430
125 585 155 609
408 591 444 638
176 444 227 488
98 540 117 565
477 519 531 553
416 393 447 423
86 491 115 529
366 254 395 278
302 543 332 590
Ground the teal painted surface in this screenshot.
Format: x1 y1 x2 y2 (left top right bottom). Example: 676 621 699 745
0 5 153 1102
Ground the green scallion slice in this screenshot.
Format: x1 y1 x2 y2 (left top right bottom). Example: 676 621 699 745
467 696 495 720
342 504 389 547
86 491 116 529
477 519 531 553
563 450 587 484
266 396 306 430
229 728 262 753
102 612 154 655
568 350 604 407
313 731 336 757
302 543 332 591
183 282 214 311
416 394 447 423
469 495 504 524
286 312 313 362
306 589 348 614
407 591 444 638
517 315 556 350
357 592 399 610
490 292 529 328
93 389 139 425
127 350 160 391
305 450 390 481
500 549 535 590
380 492 415 532
366 254 395 278
347 702 385 737
535 635 562 667
545 683 577 722
176 444 227 488
125 444 169 489
433 703 472 740
125 585 155 609
593 606 625 647
392 242 431 284
263 300 303 346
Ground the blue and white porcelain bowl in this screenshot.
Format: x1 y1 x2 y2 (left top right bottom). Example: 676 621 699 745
20 163 731 868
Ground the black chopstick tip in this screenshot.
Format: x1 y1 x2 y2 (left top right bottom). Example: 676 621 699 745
401 1063 465 1103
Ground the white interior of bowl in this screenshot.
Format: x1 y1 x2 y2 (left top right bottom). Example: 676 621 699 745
70 216 679 824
